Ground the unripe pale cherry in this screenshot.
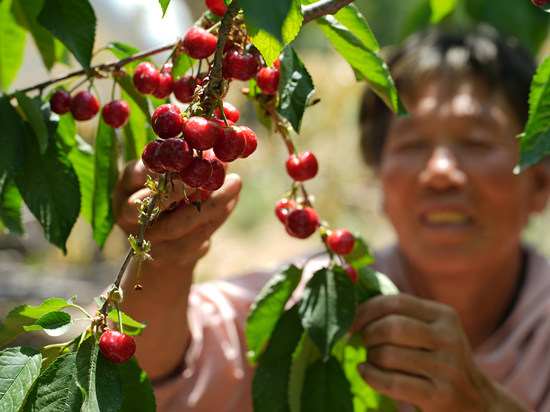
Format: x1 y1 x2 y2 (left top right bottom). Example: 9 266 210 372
142 140 168 174
152 104 184 139
133 62 160 95
70 90 99 121
50 89 71 114
158 138 193 171
286 151 318 181
183 26 218 60
183 116 222 151
327 228 355 255
285 207 319 239
205 0 227 16
102 99 131 128
99 330 136 363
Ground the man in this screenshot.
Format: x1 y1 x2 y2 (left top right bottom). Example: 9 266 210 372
114 24 550 411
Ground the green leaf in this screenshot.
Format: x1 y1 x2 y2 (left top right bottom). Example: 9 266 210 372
298 267 356 360
23 352 83 411
0 0 27 92
23 311 73 337
0 92 27 194
246 0 303 66
54 110 77 150
76 336 123 412
288 334 319 412
277 45 315 133
121 87 149 163
0 181 24 234
158 0 171 18
92 118 118 248
11 0 58 70
106 41 141 60
107 310 147 336
246 264 302 364
301 356 353 412
518 55 550 171
117 358 156 412
0 347 42 412
344 234 374 269
355 267 399 304
68 136 94 224
315 13 407 116
252 305 303 412
171 53 195 80
15 125 80 253
15 92 58 154
37 0 96 69
0 298 73 346
117 74 152 121
429 0 457 23
241 0 294 43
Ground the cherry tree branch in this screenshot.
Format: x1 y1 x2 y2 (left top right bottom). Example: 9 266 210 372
302 0 356 25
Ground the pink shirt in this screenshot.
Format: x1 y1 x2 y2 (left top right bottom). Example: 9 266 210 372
153 245 550 411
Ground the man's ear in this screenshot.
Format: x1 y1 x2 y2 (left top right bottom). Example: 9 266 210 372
527 158 550 214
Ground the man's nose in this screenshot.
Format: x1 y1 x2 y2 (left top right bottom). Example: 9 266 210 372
419 145 467 190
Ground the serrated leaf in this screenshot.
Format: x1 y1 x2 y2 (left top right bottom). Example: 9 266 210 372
298 267 356 360
23 311 73 337
301 357 353 412
0 94 27 193
241 0 293 43
92 118 118 248
117 358 156 412
158 0 171 18
315 13 407 116
0 298 73 346
15 92 58 154
15 125 80 253
252 305 303 412
36 0 96 69
246 264 302 364
430 0 458 23
277 45 315 133
68 136 94 224
23 352 83 411
76 336 123 412
0 0 27 92
355 267 399 304
0 181 24 234
518 55 550 171
0 347 42 412
107 310 146 336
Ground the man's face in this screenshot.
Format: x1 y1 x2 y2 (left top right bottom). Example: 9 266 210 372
379 76 544 273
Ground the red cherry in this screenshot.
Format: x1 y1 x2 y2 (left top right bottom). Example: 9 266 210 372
257 67 280 95
173 76 197 104
102 99 130 128
205 0 227 16
152 104 184 139
201 158 226 191
183 26 218 60
273 57 280 69
213 125 246 162
342 263 358 284
158 138 193 171
214 101 240 123
275 198 297 224
50 89 71 114
327 228 355 255
186 188 211 203
532 0 550 5
99 330 136 363
152 66 174 99
180 156 213 188
223 48 259 81
133 62 160 95
285 207 319 239
239 125 257 158
69 91 99 121
286 151 318 181
142 140 168 174
183 116 222 151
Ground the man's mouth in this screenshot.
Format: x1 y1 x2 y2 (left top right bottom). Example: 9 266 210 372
422 211 471 226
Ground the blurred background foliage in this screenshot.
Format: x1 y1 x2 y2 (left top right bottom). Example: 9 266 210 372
2 0 550 323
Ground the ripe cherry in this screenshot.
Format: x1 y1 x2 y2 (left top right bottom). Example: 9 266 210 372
532 0 550 5
69 91 99 121
133 62 160 95
205 0 227 16
180 156 213 188
275 198 297 224
142 140 168 174
285 207 319 239
183 116 222 151
173 76 197 104
213 125 246 162
183 26 218 60
102 99 131 128
327 228 355 255
342 263 358 284
50 89 71 114
152 66 174 99
99 330 136 363
223 48 259 81
214 101 240 123
201 158 226 191
286 151 318 181
152 104 184 139
239 125 258 158
158 138 193 171
257 67 280 95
